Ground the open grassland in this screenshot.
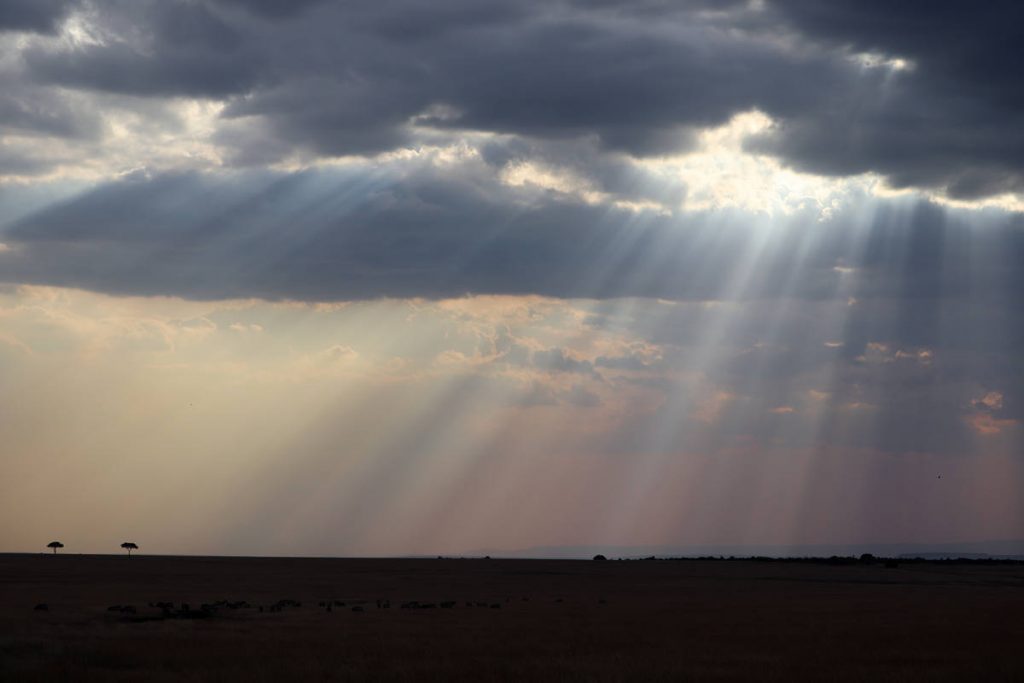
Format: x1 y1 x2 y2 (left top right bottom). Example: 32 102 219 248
2 554 1023 681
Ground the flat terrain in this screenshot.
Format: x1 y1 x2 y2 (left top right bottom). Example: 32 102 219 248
1 554 1023 681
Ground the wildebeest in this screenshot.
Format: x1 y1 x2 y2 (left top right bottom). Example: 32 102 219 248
269 599 300 611
105 605 136 614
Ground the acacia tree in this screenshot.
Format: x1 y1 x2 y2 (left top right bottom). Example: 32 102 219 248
121 542 138 556
47 541 64 555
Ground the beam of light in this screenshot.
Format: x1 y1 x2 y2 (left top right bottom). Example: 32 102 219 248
2 147 1022 557
587 208 808 546
785 198 1024 546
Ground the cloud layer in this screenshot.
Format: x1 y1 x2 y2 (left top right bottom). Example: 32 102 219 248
3 162 1023 302
1 1 1023 199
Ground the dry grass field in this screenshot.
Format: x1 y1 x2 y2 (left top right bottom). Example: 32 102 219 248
2 554 1023 681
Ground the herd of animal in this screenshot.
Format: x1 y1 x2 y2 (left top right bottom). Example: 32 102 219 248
32 595 589 619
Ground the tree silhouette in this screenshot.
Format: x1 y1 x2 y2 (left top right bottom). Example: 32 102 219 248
47 541 64 555
121 542 138 556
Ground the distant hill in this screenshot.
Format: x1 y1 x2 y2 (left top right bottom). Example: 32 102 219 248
472 539 1024 560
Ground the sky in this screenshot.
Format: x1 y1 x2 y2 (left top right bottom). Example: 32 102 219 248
1 0 1022 557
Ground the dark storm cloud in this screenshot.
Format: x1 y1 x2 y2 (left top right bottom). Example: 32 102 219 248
8 1 1023 198
211 0 326 19
754 0 1024 198
0 0 77 33
18 0 850 157
206 0 846 160
23 1 266 98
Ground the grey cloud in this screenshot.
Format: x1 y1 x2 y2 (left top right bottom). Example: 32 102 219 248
751 0 1024 198
2 166 1022 306
20 1 851 158
532 348 595 376
516 381 559 407
479 137 687 208
0 146 54 176
24 2 266 98
0 81 103 140
594 354 654 372
562 384 601 408
0 0 77 33
513 381 601 408
211 0 327 19
5 1 1021 198
0 168 750 300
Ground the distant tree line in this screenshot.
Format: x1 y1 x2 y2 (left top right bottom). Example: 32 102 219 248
593 554 1024 566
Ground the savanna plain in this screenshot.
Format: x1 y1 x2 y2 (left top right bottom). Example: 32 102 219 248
2 554 1022 681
